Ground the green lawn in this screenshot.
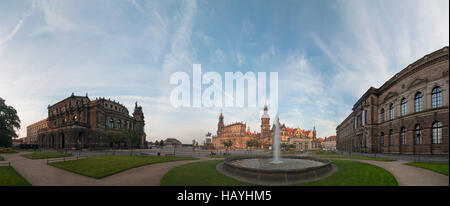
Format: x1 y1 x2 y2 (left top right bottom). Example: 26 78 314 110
0 166 31 186
21 152 72 159
296 160 398 186
161 160 256 186
406 162 449 176
49 155 196 179
160 159 398 186
311 154 395 162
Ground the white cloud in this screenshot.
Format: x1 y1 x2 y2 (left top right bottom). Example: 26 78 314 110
31 0 78 35
209 48 225 63
260 44 276 62
241 19 255 35
236 53 245 66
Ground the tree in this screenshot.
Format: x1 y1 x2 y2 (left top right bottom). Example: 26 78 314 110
106 131 124 154
222 139 233 155
159 139 164 148
0 97 21 148
155 140 159 147
124 128 141 156
246 139 260 153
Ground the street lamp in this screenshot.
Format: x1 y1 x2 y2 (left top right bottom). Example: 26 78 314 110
373 138 377 158
416 132 421 162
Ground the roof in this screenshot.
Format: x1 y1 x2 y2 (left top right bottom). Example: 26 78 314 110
325 136 336 141
164 138 182 144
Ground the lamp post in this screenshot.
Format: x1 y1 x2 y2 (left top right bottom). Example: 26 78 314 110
416 132 421 162
373 138 377 158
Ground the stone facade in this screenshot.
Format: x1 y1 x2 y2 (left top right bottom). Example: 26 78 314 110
336 46 449 154
36 93 146 149
24 118 48 144
322 136 336 151
212 104 318 150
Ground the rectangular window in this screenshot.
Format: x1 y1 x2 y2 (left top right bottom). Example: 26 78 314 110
401 101 407 117
432 128 442 144
362 110 366 126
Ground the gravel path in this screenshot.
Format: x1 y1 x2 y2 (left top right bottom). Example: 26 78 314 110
99 157 209 186
3 152 447 186
2 152 211 186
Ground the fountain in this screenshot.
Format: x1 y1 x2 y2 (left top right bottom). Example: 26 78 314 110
271 114 282 164
217 113 336 185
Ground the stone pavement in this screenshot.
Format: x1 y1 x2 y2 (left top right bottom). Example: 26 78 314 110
1 152 211 186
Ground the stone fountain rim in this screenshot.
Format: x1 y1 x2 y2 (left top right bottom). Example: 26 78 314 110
223 156 332 173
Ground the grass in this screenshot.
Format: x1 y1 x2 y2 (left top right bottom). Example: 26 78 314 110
0 166 31 186
311 151 395 162
16 149 39 152
295 160 398 186
160 159 398 186
49 155 197 179
406 162 449 176
21 152 72 159
161 160 256 186
281 150 306 155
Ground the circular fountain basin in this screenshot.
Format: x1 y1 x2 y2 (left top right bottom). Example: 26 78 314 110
218 156 336 185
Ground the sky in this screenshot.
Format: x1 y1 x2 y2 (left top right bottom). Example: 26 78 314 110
0 0 448 144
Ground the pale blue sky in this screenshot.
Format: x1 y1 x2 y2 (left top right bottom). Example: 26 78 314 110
0 0 448 143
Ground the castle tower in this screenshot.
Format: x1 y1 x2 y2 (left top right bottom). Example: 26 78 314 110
313 125 317 139
261 104 271 138
218 110 224 135
133 102 146 148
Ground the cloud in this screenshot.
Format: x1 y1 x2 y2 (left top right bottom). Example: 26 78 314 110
241 19 255 35
128 0 144 13
209 48 225 63
31 0 78 35
259 44 276 62
0 16 25 45
236 53 245 66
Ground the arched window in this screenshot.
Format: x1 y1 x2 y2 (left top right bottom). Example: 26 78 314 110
124 120 128 129
380 132 384 146
432 87 442 108
389 103 395 120
432 122 442 144
117 119 121 129
400 98 407 117
380 108 385 123
415 92 423 112
400 127 407 145
109 119 114 128
389 130 394 146
414 124 422 145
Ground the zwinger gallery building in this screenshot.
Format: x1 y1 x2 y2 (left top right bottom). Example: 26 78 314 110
336 46 449 155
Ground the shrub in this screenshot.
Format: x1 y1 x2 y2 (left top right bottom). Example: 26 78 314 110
0 147 18 153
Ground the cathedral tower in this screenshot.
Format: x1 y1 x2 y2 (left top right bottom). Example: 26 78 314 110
218 110 224 135
261 104 271 138
133 102 146 148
